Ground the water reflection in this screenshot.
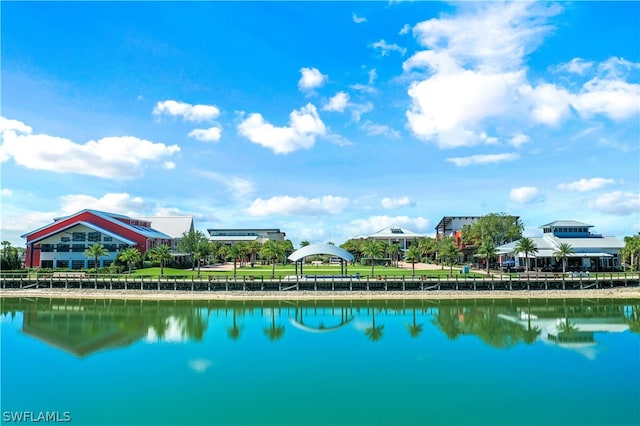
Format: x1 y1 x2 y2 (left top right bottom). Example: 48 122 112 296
1 297 638 357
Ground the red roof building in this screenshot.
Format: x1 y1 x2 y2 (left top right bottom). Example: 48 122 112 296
21 210 174 269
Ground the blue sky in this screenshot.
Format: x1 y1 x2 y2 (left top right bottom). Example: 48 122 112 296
1 1 639 247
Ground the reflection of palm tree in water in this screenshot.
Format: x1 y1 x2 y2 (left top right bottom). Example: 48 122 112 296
227 309 243 341
365 309 384 342
433 307 461 340
263 309 285 342
522 299 541 345
406 309 423 338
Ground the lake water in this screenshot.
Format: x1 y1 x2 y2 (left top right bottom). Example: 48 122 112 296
1 297 639 426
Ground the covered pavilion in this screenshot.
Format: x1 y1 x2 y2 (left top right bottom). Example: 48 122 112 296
287 243 355 276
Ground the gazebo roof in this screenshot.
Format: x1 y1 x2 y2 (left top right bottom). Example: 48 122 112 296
288 243 354 262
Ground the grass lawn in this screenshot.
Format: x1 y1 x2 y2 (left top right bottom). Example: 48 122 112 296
130 264 486 279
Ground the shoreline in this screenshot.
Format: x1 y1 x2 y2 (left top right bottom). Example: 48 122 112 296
1 287 638 301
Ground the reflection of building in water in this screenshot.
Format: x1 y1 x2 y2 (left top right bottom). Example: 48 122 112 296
16 300 209 356
22 303 148 357
498 308 630 359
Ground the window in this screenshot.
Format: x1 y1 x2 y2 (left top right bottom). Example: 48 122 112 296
72 245 86 252
88 231 101 242
71 260 85 270
61 236 70 242
103 244 117 252
41 260 54 268
103 260 112 267
41 244 54 252
87 260 97 269
56 260 69 269
72 232 86 242
103 236 113 242
57 244 70 252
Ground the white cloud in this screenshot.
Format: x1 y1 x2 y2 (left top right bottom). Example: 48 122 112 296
0 116 32 135
589 191 640 215
360 121 400 139
510 134 530 148
509 186 544 204
553 58 594 75
237 104 326 154
520 83 573 126
200 171 255 197
153 100 220 122
163 161 176 170
350 101 374 122
1 188 12 197
352 13 367 24
248 195 349 216
381 196 412 209
59 193 146 216
557 178 615 192
0 120 180 179
344 215 431 238
323 92 350 112
446 153 519 167
371 39 407 56
188 126 222 142
399 24 410 35
572 78 640 121
368 69 377 85
298 67 328 92
405 2 560 148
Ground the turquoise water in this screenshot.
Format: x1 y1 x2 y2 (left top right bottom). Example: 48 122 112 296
1 298 639 426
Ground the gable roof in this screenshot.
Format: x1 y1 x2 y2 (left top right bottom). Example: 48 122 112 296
368 225 424 239
134 216 194 239
540 220 593 228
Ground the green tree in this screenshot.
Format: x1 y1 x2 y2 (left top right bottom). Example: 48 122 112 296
149 244 173 276
193 240 210 276
404 245 422 277
226 243 246 277
553 243 575 274
118 247 142 274
178 230 209 271
84 243 109 272
244 241 261 266
622 233 640 271
361 239 384 277
300 240 310 248
261 240 286 278
340 239 363 263
438 237 460 275
388 242 401 267
514 237 538 272
476 239 497 274
227 309 243 341
461 213 523 247
418 237 438 263
263 309 285 342
1 241 22 270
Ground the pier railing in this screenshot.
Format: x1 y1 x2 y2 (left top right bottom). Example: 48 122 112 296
1 272 639 292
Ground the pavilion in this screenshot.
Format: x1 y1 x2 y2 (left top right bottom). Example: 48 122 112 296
287 243 354 276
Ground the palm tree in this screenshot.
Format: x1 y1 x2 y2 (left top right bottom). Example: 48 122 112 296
244 241 261 266
149 244 173 276
119 247 142 273
364 309 384 342
389 242 401 267
361 239 384 277
193 240 209 276
404 245 422 277
84 243 109 272
514 237 538 272
261 241 285 278
477 239 497 274
227 309 243 341
226 243 246 277
177 230 208 271
438 238 460 275
418 237 437 263
553 243 575 274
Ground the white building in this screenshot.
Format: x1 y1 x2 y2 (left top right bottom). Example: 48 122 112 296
207 228 286 245
366 225 425 250
496 220 624 272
